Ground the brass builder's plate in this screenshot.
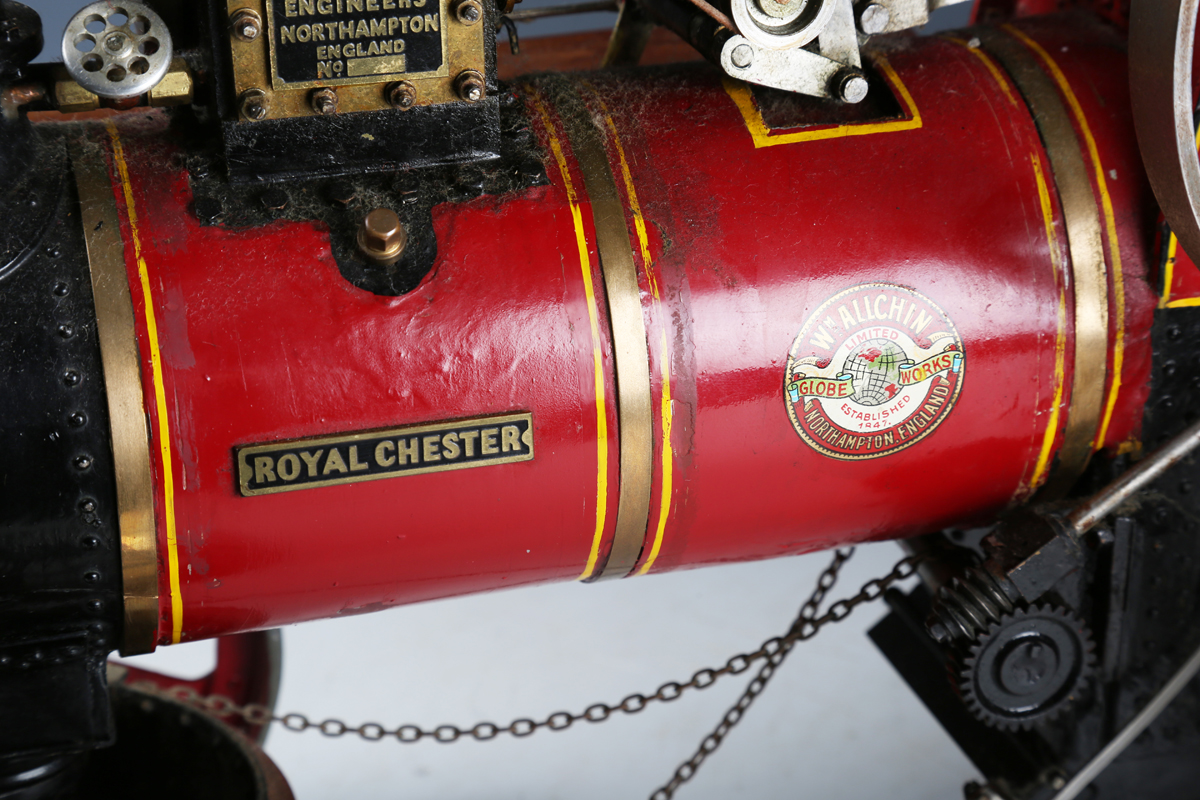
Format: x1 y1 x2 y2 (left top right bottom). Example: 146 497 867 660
227 0 485 119
235 413 535 496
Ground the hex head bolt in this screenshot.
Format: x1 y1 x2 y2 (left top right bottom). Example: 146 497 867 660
388 81 417 109
230 8 262 41
455 0 483 25
455 70 485 102
357 209 408 266
240 88 269 120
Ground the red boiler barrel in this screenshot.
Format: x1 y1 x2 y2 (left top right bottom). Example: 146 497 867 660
74 17 1156 651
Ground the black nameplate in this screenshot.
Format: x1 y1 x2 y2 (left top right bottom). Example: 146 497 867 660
268 0 445 86
236 413 533 496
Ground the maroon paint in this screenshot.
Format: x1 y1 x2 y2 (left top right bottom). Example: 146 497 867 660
99 19 1154 644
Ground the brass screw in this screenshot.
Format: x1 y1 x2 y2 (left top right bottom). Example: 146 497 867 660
230 8 262 42
454 70 485 103
357 209 408 265
310 87 338 116
454 0 483 25
387 81 417 109
240 88 269 121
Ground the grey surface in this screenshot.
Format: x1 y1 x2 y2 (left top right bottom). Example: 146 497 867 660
118 542 979 800
27 0 974 60
45 0 983 794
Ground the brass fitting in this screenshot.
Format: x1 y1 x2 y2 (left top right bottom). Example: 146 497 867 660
357 209 408 266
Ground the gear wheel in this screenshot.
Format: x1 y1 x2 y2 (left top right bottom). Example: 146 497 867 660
958 604 1096 731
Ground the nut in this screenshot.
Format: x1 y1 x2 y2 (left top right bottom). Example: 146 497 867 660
230 8 262 42
454 70 485 103
856 3 889 35
357 209 408 265
310 87 338 116
454 0 483 25
240 88 269 121
387 80 417 109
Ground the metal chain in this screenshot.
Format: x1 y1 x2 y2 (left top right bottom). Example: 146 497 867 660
648 546 856 800
130 550 924 755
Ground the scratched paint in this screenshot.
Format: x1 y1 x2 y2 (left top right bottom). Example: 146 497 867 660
101 24 1153 642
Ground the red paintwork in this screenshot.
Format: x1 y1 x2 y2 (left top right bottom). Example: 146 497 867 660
972 1 1130 29
119 631 276 739
1005 15 1157 452
96 18 1155 645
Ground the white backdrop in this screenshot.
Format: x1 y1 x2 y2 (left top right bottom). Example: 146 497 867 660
28 0 980 794
117 542 978 800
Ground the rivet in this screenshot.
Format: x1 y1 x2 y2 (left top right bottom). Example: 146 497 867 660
69 411 88 427
856 3 890 34
834 70 870 104
84 571 100 583
328 180 357 206
261 187 289 211
45 247 61 259
63 369 81 387
82 535 100 548
53 281 70 296
731 43 753 69
193 196 224 224
74 454 93 470
80 498 97 513
88 599 104 612
58 323 76 339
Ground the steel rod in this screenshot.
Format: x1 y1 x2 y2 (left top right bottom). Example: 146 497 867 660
1067 417 1200 535
1049 640 1200 800
679 0 737 33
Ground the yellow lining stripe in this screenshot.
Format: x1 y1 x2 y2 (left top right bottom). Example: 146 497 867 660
722 57 921 148
588 97 674 576
943 36 1020 108
1162 233 1179 307
530 98 611 581
1004 25 1126 451
105 122 183 644
1160 129 1200 308
1030 152 1069 488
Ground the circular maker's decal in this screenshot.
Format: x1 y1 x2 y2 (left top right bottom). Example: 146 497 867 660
785 283 965 460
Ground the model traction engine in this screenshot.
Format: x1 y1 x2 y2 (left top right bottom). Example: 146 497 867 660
2 0 1200 796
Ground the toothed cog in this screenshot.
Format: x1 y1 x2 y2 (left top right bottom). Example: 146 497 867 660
958 604 1095 731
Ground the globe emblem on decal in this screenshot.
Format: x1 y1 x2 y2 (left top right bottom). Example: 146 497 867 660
784 284 965 460
843 339 906 406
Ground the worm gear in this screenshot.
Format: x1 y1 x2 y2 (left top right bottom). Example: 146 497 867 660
958 605 1096 731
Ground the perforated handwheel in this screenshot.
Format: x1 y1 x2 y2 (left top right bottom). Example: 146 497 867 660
61 1 172 99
